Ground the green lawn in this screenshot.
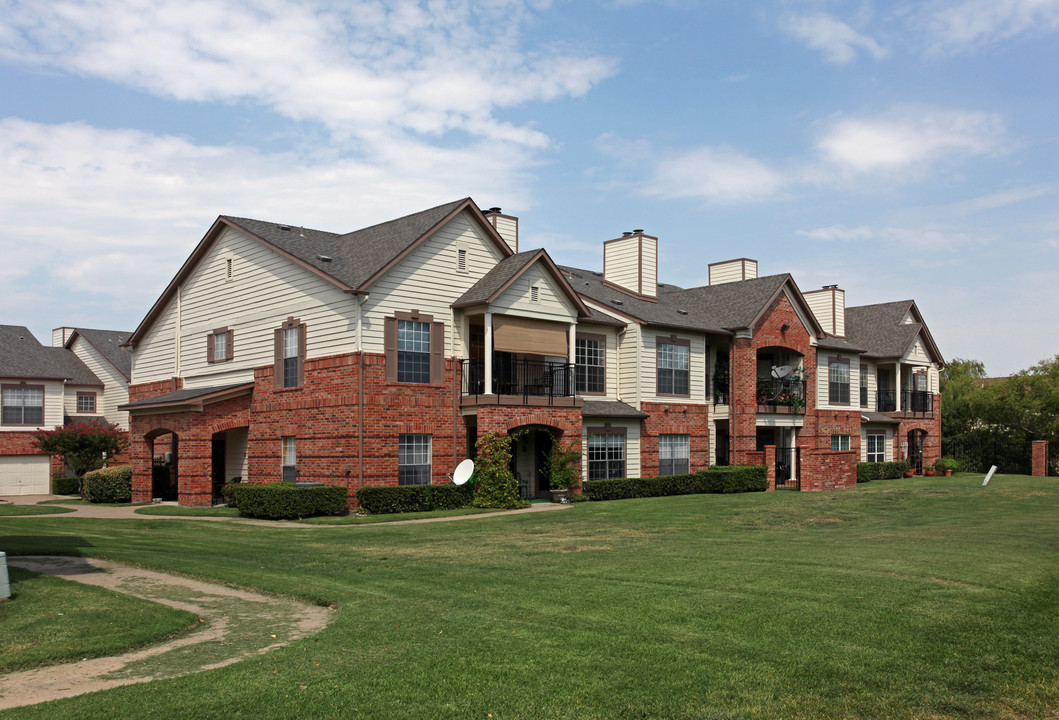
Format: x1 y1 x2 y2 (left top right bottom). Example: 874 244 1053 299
0 567 198 672
0 504 74 516
1 474 1057 719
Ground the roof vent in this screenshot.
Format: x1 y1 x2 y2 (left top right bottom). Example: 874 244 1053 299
677 309 688 315
622 231 633 237
633 228 644 234
278 226 291 231
822 284 838 289
610 299 624 305
488 207 502 214
317 255 332 263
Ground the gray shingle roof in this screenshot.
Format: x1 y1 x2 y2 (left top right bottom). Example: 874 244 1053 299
663 274 793 331
224 198 475 292
0 325 102 385
861 411 901 425
120 382 253 410
455 250 542 306
71 328 133 380
560 266 732 334
845 301 920 358
816 335 865 353
581 399 649 418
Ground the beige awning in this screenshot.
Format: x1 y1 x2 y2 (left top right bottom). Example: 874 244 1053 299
492 316 569 357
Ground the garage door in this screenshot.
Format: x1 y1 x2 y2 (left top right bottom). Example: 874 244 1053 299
0 455 51 495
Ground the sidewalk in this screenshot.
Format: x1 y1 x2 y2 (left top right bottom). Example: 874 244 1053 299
0 494 574 524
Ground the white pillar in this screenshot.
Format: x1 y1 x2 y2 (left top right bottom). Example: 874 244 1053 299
568 321 577 396
484 312 494 395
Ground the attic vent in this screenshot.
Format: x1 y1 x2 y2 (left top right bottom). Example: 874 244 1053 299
457 248 467 272
317 255 332 262
530 286 540 303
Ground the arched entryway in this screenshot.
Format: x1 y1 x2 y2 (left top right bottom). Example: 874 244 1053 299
509 425 558 500
144 428 179 501
907 429 927 474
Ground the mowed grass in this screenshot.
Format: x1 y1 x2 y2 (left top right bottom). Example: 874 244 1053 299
0 567 198 672
1 474 1057 719
0 504 75 516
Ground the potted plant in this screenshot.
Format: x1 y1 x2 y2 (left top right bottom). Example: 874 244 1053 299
543 438 582 503
934 457 959 477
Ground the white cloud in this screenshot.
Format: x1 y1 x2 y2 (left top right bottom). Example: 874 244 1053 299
914 0 1059 52
0 118 536 316
781 12 887 64
643 146 787 204
0 0 616 148
796 223 992 250
815 107 1006 175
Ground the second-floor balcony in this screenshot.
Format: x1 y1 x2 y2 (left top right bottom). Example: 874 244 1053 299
756 378 806 414
460 358 576 406
874 389 933 416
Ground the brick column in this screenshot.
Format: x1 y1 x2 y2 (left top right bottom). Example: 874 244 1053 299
730 338 757 466
765 445 776 491
1032 440 1049 477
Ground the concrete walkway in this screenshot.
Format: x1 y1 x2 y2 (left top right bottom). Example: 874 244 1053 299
0 494 573 524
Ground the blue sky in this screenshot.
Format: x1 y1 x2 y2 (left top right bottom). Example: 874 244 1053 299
1 0 1056 376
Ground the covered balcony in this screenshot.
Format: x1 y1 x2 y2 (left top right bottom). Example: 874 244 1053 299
460 357 574 405
756 347 806 414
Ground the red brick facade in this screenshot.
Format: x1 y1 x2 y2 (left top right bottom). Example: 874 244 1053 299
640 401 710 476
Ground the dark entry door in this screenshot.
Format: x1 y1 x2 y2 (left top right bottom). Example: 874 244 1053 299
907 430 925 474
211 436 226 502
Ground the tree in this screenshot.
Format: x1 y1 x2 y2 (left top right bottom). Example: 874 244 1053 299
33 422 128 495
978 355 1059 446
939 357 987 441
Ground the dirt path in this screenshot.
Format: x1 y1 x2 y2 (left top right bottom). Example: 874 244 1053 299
0 556 332 711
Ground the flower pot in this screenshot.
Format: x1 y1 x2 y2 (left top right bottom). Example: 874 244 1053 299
924 470 936 477
903 471 915 478
550 489 569 504
944 469 953 477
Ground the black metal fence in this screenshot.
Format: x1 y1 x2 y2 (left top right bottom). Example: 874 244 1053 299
942 435 1034 475
460 358 573 400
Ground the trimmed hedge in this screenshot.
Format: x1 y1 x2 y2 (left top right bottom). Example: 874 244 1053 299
83 465 132 503
52 474 80 495
231 483 348 520
855 460 911 484
583 465 767 502
357 483 474 515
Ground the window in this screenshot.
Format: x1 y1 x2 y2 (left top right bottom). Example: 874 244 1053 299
398 319 431 383
385 311 443 385
274 318 305 388
208 327 233 364
588 428 626 480
860 371 868 407
831 434 850 452
2 385 44 425
76 392 96 413
866 433 885 463
281 437 296 482
575 334 605 394
398 434 431 485
657 338 690 396
659 434 690 476
828 357 850 405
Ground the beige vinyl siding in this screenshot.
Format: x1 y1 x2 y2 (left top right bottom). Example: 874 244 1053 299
603 236 642 295
708 259 757 285
362 211 506 355
177 228 359 390
577 323 620 399
905 336 930 364
582 419 641 479
63 384 100 417
861 426 892 462
641 236 657 296
902 312 915 325
69 336 129 429
641 330 707 404
860 358 877 408
804 288 845 337
816 351 860 410
224 428 249 482
491 216 518 252
489 263 578 325
132 297 178 384
0 378 65 431
617 323 641 405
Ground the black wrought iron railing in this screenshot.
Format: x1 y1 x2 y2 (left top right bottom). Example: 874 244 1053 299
876 390 897 412
756 378 806 413
460 358 574 402
903 390 933 415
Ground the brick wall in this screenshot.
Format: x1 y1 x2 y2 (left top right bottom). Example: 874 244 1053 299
640 401 709 475
801 449 858 490
128 377 184 403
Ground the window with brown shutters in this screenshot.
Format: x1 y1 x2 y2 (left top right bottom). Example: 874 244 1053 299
274 318 305 389
207 327 234 364
384 311 444 385
828 356 850 405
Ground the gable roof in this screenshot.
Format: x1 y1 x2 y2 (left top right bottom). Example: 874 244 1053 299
454 249 591 317
127 198 513 347
845 300 943 364
0 325 102 385
66 328 132 380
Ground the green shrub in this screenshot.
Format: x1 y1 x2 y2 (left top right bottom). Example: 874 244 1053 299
52 474 80 495
221 482 245 508
934 456 960 473
356 484 474 515
83 465 132 503
583 465 767 501
855 460 911 484
234 483 348 520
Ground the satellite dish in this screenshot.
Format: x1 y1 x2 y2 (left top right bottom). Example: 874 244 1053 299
452 459 475 486
771 365 792 379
